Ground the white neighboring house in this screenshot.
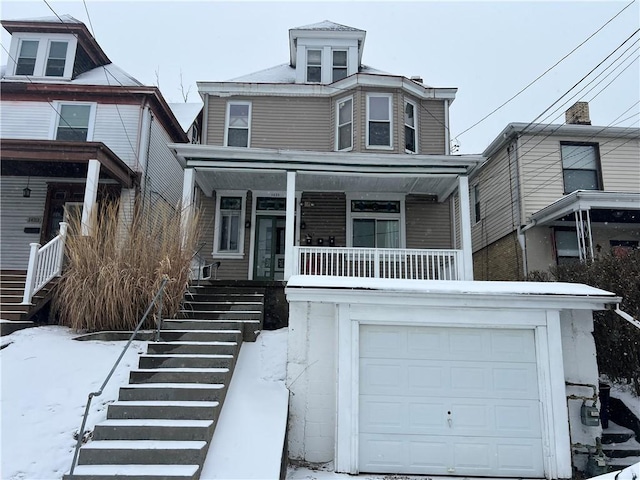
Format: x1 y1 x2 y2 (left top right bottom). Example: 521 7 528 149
169 20 623 478
0 15 188 320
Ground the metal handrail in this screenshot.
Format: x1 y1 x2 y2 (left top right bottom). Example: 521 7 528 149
68 276 169 475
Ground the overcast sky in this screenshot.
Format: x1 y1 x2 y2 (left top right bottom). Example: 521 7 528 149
1 0 639 154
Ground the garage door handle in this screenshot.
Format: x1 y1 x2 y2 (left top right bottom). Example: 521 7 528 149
447 418 453 428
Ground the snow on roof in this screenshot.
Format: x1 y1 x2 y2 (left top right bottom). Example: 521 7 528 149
227 63 391 84
168 102 203 132
7 14 83 24
70 63 143 86
293 20 364 32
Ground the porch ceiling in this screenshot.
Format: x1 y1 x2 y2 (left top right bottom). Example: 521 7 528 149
0 139 138 188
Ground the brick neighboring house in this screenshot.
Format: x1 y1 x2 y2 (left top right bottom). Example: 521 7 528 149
470 102 640 281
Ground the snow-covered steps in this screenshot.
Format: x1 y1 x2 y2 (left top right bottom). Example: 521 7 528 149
130 367 230 384
107 400 221 421
118 383 226 402
147 341 239 356
77 440 207 466
65 464 200 480
158 329 242 343
93 419 215 441
138 353 234 369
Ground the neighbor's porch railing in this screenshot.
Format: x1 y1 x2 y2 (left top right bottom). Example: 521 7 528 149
22 222 69 305
294 246 465 280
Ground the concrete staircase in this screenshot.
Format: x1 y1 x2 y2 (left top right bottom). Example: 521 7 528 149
602 421 640 469
0 270 56 335
64 284 264 480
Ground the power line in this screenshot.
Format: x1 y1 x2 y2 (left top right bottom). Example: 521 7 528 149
455 0 638 139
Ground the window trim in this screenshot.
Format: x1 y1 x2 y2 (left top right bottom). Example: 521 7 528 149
560 142 603 194
366 93 393 150
224 101 252 148
335 95 354 152
346 193 405 248
213 191 247 258
8 33 76 79
15 39 39 76
51 101 97 141
45 40 69 77
306 48 322 83
332 49 348 83
404 99 418 153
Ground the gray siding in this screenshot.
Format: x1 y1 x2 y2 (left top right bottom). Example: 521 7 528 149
300 192 347 246
0 101 52 139
405 195 452 248
144 115 184 209
417 99 446 154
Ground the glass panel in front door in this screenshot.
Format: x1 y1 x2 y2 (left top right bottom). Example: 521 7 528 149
254 216 286 280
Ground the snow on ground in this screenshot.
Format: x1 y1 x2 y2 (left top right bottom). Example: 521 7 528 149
0 326 147 480
611 382 640 419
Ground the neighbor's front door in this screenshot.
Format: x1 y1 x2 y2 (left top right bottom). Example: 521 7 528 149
254 215 286 281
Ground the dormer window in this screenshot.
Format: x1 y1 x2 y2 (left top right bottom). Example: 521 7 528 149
332 50 347 82
306 49 322 83
45 41 68 77
16 40 38 75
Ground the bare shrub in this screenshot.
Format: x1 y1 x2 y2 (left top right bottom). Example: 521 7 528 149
53 200 199 332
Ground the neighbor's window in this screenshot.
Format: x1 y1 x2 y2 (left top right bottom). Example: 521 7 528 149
367 94 392 148
336 97 353 151
473 184 481 223
15 40 39 75
307 49 322 83
555 229 580 265
332 50 348 82
216 195 244 254
351 200 401 248
404 100 417 153
55 104 92 141
561 143 601 193
225 102 251 147
45 41 68 77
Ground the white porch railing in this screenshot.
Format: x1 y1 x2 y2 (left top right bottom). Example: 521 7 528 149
22 222 68 305
294 246 464 280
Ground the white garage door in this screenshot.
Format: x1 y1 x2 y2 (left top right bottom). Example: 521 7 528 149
359 325 544 477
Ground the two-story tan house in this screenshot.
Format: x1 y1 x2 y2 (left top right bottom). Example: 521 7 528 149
471 102 640 280
170 23 623 478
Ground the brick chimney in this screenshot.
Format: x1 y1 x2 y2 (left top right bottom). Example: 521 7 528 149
565 101 591 125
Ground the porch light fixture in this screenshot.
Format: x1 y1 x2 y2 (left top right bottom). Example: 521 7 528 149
23 177 31 198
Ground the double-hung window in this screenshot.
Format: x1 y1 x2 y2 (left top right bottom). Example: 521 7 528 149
225 102 251 147
55 103 94 141
349 199 403 248
404 100 417 153
554 229 580 265
367 94 392 148
214 194 246 256
306 49 322 83
332 50 348 82
472 184 481 223
561 143 601 193
336 97 353 151
45 41 68 77
16 40 39 75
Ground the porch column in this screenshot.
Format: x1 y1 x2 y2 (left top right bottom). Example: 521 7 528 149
81 159 101 236
284 171 296 280
458 175 474 280
181 168 196 247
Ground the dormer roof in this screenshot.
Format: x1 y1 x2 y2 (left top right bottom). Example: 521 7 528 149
1 15 111 67
289 19 366 67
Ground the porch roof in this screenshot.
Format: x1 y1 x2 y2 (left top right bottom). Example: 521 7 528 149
526 190 640 228
170 144 484 200
0 139 138 188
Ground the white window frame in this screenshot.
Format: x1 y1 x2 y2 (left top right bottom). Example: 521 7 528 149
7 33 76 79
45 40 69 77
366 93 393 150
15 38 39 76
50 101 97 141
346 193 406 248
213 191 247 258
332 49 348 82
404 99 418 153
224 101 252 147
306 48 322 83
335 96 353 151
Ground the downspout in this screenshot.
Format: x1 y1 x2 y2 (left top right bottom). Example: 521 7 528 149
138 103 153 209
202 93 209 145
512 135 529 276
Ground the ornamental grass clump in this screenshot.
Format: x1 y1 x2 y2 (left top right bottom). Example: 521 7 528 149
53 201 199 332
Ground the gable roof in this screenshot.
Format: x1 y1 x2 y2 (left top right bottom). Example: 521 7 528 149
227 62 390 84
289 19 366 67
168 102 203 133
292 20 365 32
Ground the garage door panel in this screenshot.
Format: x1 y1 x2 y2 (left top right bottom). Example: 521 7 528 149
361 395 447 434
360 433 451 474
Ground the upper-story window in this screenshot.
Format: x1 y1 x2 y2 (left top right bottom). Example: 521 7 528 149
472 184 481 223
367 94 393 149
45 41 69 77
561 143 601 193
306 49 322 83
224 101 251 147
55 103 95 141
332 50 348 82
16 40 39 75
336 96 353 151
404 100 417 153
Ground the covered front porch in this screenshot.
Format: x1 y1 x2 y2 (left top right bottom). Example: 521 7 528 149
172 145 483 282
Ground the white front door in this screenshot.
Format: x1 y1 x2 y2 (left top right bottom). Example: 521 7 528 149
359 325 544 477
